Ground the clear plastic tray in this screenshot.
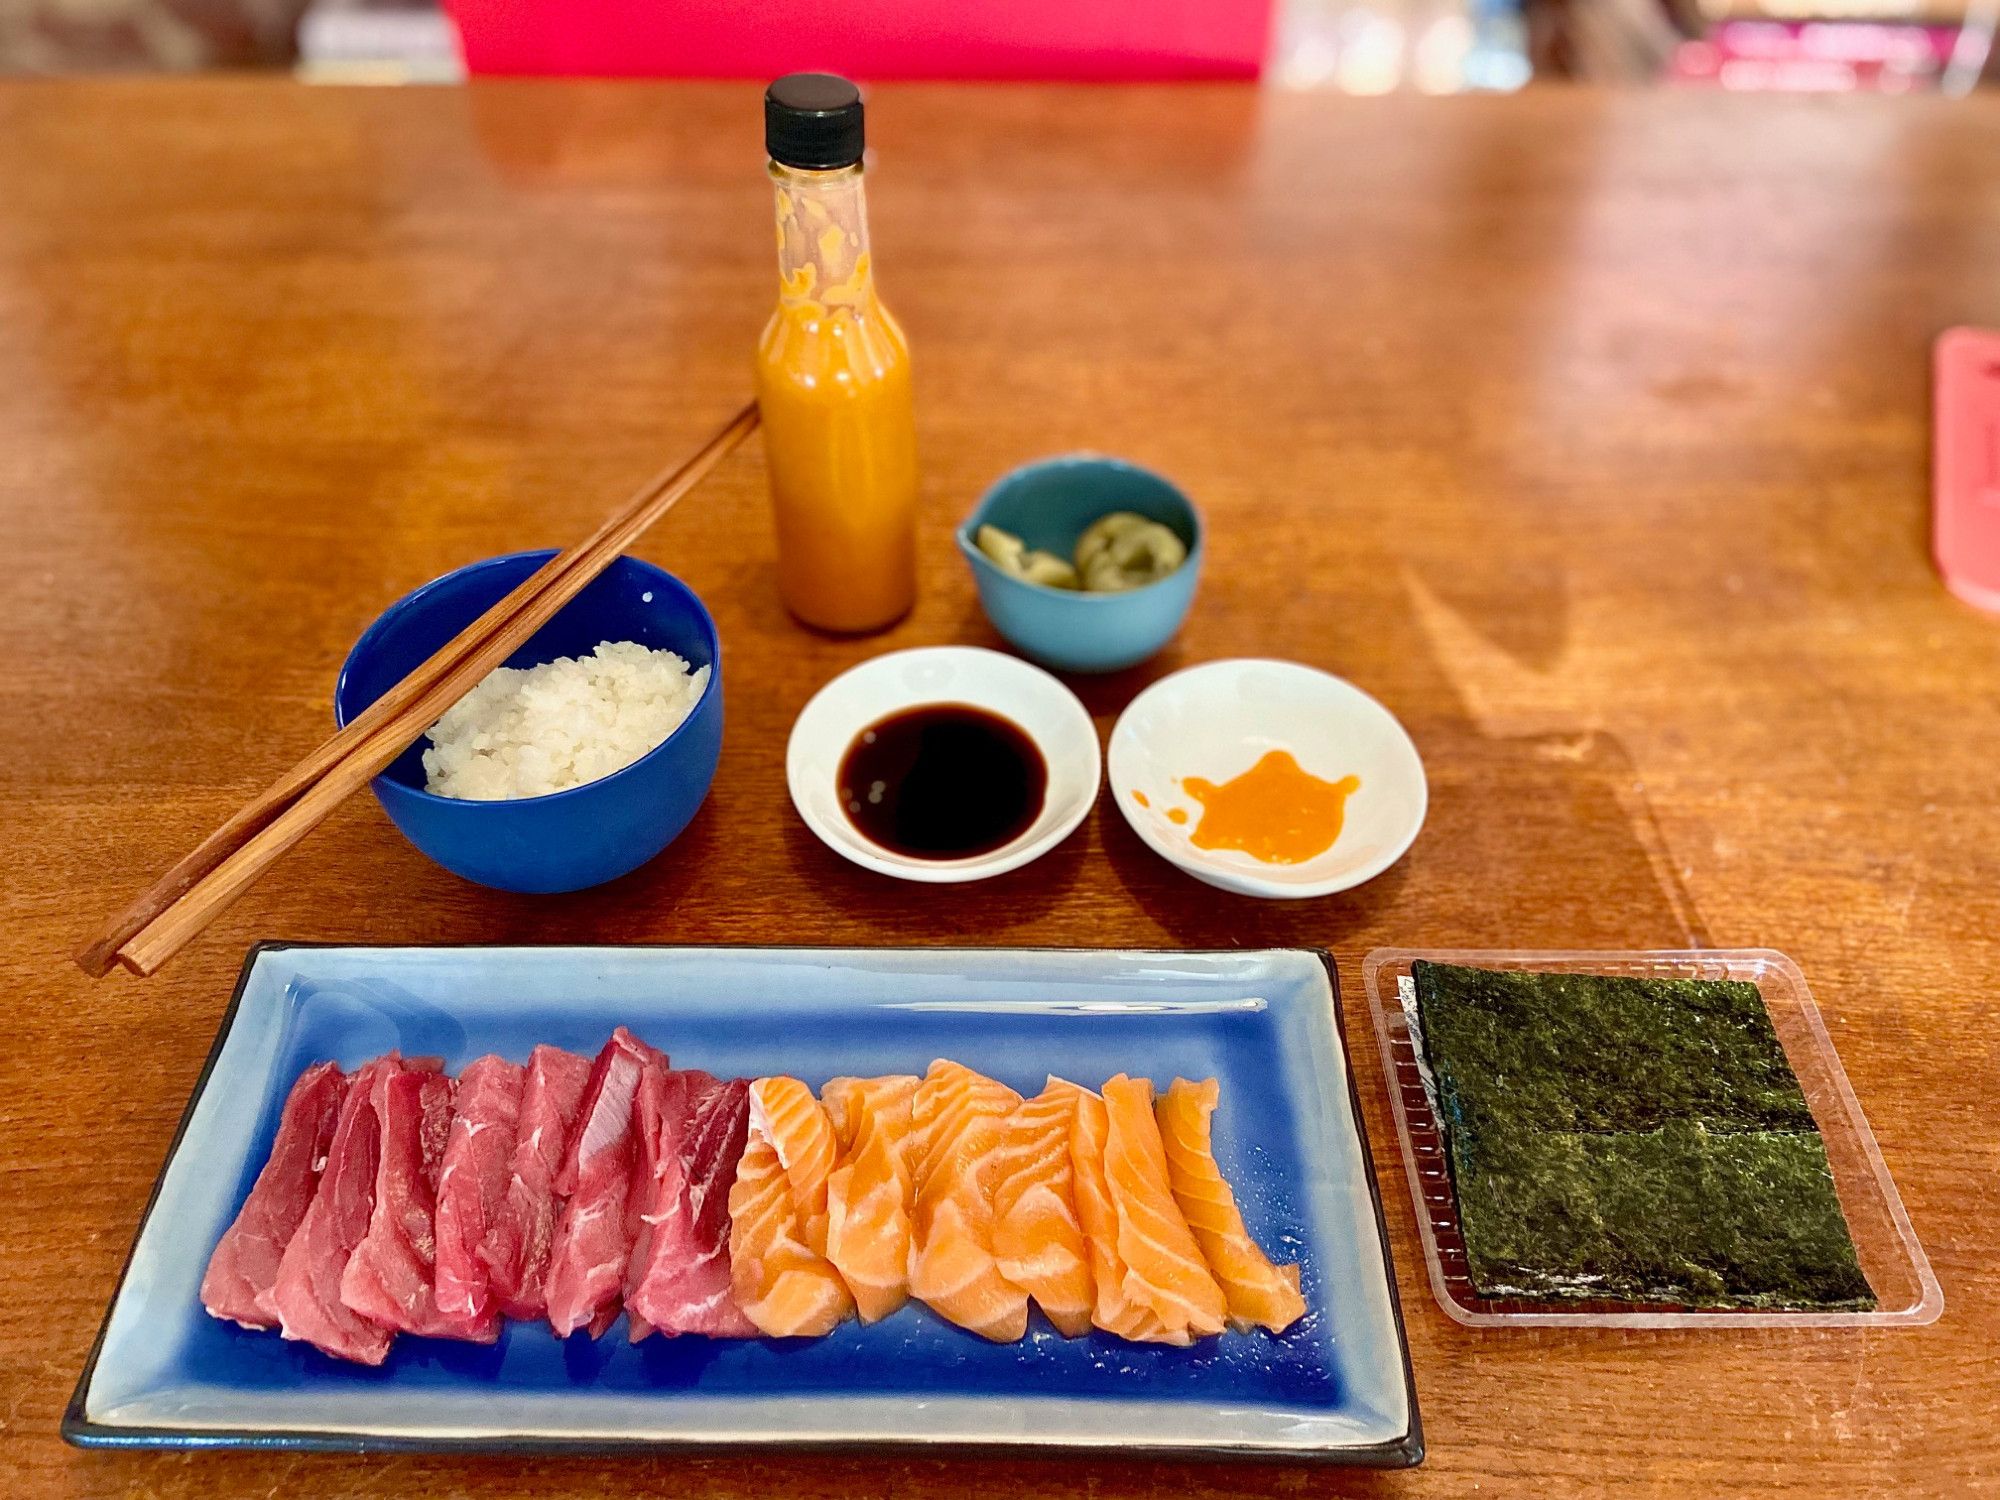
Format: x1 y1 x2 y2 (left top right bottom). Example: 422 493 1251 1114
1361 948 1943 1329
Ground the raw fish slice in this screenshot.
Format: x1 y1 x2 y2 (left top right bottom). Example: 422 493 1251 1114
621 1063 692 1341
820 1074 918 1323
1101 1074 1227 1343
545 1028 667 1338
480 1044 591 1321
728 1078 853 1336
266 1055 404 1364
628 1076 756 1338
1060 1079 1172 1343
748 1076 841 1254
1155 1077 1306 1335
990 1081 1095 1337
431 1055 526 1327
343 1061 493 1340
908 1059 1028 1343
201 1061 347 1330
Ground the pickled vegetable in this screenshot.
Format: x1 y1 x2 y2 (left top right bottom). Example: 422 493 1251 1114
975 512 1185 594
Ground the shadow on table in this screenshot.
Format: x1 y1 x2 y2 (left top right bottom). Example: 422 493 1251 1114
1102 724 1708 958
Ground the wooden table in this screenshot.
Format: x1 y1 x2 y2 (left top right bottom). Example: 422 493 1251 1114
3 78 1997 1499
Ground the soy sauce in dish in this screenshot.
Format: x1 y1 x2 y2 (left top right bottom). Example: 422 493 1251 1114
839 703 1047 859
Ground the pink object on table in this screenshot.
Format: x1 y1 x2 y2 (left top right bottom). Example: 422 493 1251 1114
444 0 1273 80
1934 327 2000 616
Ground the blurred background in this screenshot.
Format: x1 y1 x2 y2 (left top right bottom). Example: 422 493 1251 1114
0 0 1991 92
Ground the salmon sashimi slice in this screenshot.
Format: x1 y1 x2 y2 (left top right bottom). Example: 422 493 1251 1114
728 1077 854 1337
1061 1079 1173 1343
747 1076 841 1255
989 1081 1095 1338
908 1059 1028 1343
1156 1078 1307 1336
201 1061 348 1330
820 1074 918 1323
1101 1074 1227 1344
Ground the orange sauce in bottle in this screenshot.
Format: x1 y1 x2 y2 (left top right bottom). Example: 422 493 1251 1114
1181 751 1360 865
755 154 918 634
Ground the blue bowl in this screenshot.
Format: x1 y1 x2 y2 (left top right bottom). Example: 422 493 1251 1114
334 550 723 894
958 455 1204 674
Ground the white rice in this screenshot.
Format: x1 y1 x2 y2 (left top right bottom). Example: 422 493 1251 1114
421 640 709 800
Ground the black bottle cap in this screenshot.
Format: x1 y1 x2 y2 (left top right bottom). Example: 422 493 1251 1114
765 73 865 171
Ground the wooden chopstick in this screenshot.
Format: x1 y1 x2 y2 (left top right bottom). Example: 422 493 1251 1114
79 400 760 979
74 432 716 980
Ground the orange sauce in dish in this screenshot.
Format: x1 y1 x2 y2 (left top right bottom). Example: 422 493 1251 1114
1181 750 1359 865
1130 789 1150 809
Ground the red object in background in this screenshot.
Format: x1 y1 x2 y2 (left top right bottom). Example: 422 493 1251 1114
1669 21 1955 92
444 0 1273 80
1934 328 2000 617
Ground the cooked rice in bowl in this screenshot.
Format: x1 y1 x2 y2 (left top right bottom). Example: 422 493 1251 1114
421 640 710 800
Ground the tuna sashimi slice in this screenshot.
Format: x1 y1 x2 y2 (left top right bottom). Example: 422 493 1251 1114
628 1074 756 1339
432 1055 527 1327
821 1075 919 1324
479 1044 591 1321
1156 1078 1306 1335
201 1061 348 1330
266 1055 404 1364
729 1077 853 1337
341 1059 498 1342
908 1059 1027 1343
621 1062 693 1341
544 1028 667 1339
1100 1074 1227 1344
990 1081 1096 1338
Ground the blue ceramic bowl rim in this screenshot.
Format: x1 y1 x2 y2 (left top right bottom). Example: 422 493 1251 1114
333 548 721 811
956 454 1205 602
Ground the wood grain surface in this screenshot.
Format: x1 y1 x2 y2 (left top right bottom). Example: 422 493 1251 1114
2 79 1997 1500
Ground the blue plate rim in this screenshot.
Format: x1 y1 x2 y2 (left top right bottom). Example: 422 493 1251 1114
63 940 1423 1468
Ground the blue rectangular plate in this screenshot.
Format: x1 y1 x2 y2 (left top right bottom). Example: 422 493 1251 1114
66 944 1420 1464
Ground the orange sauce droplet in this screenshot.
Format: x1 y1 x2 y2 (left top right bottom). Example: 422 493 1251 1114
1166 807 1188 825
1130 789 1150 808
1180 750 1360 865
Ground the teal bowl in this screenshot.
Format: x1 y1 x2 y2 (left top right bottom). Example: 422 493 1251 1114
958 456 1204 674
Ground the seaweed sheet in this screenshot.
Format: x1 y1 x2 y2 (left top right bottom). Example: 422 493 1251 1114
1409 961 1875 1311
1411 963 1816 1138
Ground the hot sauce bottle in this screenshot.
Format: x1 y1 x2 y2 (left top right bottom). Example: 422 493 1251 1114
756 74 920 634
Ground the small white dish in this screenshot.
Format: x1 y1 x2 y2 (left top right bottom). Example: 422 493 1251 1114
787 646 1101 884
1108 659 1426 899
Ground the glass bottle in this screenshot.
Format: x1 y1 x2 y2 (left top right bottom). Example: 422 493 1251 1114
755 74 919 634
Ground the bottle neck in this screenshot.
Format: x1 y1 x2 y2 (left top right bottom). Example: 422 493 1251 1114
769 161 877 311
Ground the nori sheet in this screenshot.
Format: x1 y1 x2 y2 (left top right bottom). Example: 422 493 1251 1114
1409 961 1875 1310
1411 962 1818 1137
1450 1120 1876 1308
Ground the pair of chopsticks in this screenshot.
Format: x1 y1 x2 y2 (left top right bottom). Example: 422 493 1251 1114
76 401 761 980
